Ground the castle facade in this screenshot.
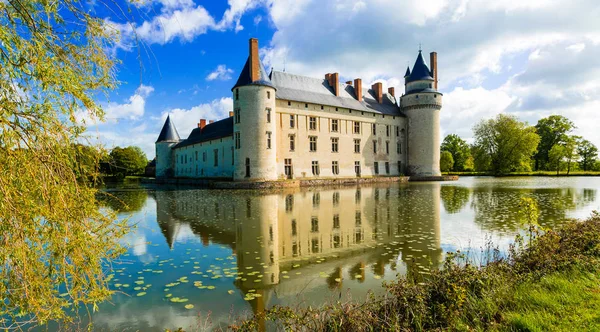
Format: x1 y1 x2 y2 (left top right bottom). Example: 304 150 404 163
155 38 442 181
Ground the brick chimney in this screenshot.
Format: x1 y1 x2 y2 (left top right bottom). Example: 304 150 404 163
372 82 383 103
249 38 260 82
430 52 438 90
388 87 395 97
209 120 215 124
354 78 362 102
346 80 353 85
229 111 234 117
199 119 206 129
326 72 339 96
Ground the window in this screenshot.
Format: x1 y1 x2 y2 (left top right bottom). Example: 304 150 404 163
313 193 320 207
309 117 317 130
231 147 234 165
331 137 339 152
353 121 360 134
284 158 293 179
372 123 377 135
195 151 198 161
374 162 379 174
235 108 241 123
373 140 377 153
311 217 319 232
331 119 338 132
288 101 291 106
312 160 320 175
290 115 295 128
267 91 271 99
354 139 360 153
289 135 295 151
235 88 239 100
266 108 271 123
398 161 402 174
235 132 241 149
203 152 206 162
355 211 362 226
333 192 340 206
309 136 317 152
291 219 297 235
396 126 399 137
355 161 361 177
397 142 401 154
266 131 272 149
386 141 390 154
213 149 218 166
245 158 250 177
386 125 390 137
332 161 339 175
285 194 294 212
385 162 390 174
185 154 187 164
333 235 341 248
305 103 308 108
333 214 340 228
311 238 320 253
321 105 324 110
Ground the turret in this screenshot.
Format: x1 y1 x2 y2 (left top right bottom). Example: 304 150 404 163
231 38 277 181
155 115 180 178
400 50 443 177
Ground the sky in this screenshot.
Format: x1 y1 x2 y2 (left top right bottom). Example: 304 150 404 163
83 0 600 159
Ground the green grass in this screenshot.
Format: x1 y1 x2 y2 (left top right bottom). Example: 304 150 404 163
444 171 600 177
500 269 600 331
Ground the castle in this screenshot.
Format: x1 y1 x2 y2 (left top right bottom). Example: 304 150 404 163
155 38 442 181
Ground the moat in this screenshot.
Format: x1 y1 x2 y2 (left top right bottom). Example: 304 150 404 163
71 177 600 330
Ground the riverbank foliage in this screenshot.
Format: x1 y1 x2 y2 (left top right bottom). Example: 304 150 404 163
0 0 128 328
231 213 600 331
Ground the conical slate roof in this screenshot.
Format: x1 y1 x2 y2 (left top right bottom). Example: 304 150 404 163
156 115 180 143
404 66 411 77
406 51 434 83
231 56 276 91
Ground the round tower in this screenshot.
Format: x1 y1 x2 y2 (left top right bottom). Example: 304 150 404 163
155 115 180 178
401 51 443 177
232 38 277 181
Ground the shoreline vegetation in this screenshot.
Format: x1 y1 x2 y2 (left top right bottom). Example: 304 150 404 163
224 210 600 331
444 171 600 177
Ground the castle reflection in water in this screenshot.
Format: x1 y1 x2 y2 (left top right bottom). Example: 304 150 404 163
153 183 443 314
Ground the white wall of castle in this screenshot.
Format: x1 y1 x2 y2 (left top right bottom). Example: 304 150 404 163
172 136 234 178
274 100 408 179
156 142 177 178
401 89 443 176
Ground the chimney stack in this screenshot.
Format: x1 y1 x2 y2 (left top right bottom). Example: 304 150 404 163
229 111 234 117
327 72 339 96
372 82 383 103
430 52 438 90
388 87 395 97
354 78 362 102
199 119 206 129
249 38 260 82
346 81 353 86
209 120 215 124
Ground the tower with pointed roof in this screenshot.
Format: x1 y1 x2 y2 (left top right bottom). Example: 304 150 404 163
400 50 443 177
155 115 180 178
231 38 278 181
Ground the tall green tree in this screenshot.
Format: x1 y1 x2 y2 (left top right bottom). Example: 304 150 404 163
578 139 598 171
548 144 566 175
472 114 540 175
440 151 454 172
441 134 472 171
109 146 148 176
0 0 128 328
534 115 575 171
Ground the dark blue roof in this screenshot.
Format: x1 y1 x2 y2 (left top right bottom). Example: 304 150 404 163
406 51 433 83
156 115 180 143
404 66 411 77
231 57 276 91
174 116 234 149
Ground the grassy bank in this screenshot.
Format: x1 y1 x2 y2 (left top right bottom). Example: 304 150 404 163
444 171 600 177
230 213 600 331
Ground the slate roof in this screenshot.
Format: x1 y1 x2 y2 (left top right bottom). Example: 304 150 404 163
406 51 434 83
174 117 234 149
404 66 411 77
156 115 180 143
270 71 402 116
231 57 276 90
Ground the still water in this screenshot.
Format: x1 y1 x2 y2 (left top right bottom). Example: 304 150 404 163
89 177 599 330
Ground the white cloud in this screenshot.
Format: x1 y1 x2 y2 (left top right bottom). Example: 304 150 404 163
160 97 234 142
253 14 263 26
215 0 261 32
76 85 154 125
567 43 586 53
206 65 234 81
135 6 216 45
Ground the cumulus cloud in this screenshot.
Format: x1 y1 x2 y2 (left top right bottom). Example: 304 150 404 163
76 85 154 125
206 65 234 81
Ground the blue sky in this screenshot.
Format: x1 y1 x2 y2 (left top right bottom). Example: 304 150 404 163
81 0 600 159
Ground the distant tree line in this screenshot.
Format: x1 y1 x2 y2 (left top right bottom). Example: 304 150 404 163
440 114 599 175
75 144 149 179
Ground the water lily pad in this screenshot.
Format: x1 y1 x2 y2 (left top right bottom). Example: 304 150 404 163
184 304 194 309
227 290 235 295
136 292 146 297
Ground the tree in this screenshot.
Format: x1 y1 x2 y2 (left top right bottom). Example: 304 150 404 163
563 136 579 175
0 0 128 328
109 146 148 177
548 144 566 175
578 139 598 171
472 114 540 175
441 134 472 171
534 115 575 171
440 151 454 172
